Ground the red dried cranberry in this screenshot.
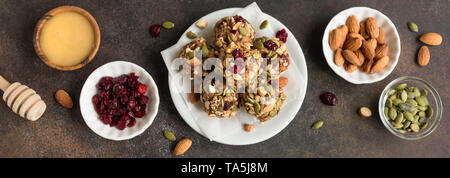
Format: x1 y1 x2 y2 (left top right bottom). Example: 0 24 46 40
230 30 238 34
264 40 278 51
139 95 149 105
100 114 112 125
320 92 338 106
137 84 147 94
128 99 137 109
233 15 245 23
276 29 288 43
134 109 146 118
232 49 243 59
127 117 136 127
150 24 161 37
117 115 130 130
134 104 141 112
132 90 142 98
261 52 269 59
223 101 234 111
233 60 245 74
92 94 100 105
115 75 128 85
110 117 119 127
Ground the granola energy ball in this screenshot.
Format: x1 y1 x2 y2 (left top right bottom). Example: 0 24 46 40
213 15 255 54
200 84 239 118
242 86 286 122
179 37 215 80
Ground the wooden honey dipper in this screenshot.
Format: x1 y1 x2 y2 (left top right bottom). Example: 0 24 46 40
0 75 46 121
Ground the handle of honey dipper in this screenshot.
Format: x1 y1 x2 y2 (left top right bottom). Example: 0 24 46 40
0 75 11 92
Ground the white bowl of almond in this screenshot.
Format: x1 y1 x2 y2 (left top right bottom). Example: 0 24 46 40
322 7 401 84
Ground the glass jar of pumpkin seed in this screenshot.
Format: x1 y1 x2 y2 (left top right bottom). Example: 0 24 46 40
379 76 442 140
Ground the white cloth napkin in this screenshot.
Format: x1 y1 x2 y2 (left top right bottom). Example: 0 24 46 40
160 2 302 141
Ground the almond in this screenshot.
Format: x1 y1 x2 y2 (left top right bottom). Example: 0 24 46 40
360 40 375 60
358 107 372 118
344 62 358 73
174 138 192 156
376 27 385 44
360 58 374 73
367 38 378 49
355 49 365 65
329 29 343 51
279 76 289 88
189 93 199 104
346 15 360 33
360 20 370 39
243 124 255 132
419 33 442 46
337 25 348 47
374 44 389 59
343 37 362 51
366 17 379 39
370 56 389 73
55 89 73 109
334 48 345 66
347 32 364 41
417 46 430 66
342 50 362 66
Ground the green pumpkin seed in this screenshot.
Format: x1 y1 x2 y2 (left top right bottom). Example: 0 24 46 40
186 31 197 39
416 96 429 106
162 21 175 29
410 123 420 132
414 115 420 122
393 123 403 129
254 103 261 113
269 110 277 117
188 50 195 59
399 103 415 112
389 108 397 119
400 90 408 102
163 130 176 141
406 99 418 106
238 26 248 36
407 91 416 99
420 122 428 129
393 98 403 106
426 106 433 118
247 97 255 104
417 105 427 111
245 102 253 107
403 121 411 129
254 40 264 49
311 121 324 130
388 89 397 95
259 20 269 30
404 112 414 121
201 45 209 58
384 107 389 118
418 111 426 118
227 34 233 43
398 129 407 133
386 99 393 107
407 22 418 32
421 89 428 97
389 94 397 100
413 88 421 97
396 83 407 90
232 104 238 112
395 113 404 124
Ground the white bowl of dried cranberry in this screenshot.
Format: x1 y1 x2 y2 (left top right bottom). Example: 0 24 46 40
79 61 159 141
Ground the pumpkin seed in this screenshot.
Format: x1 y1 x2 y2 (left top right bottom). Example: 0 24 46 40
227 34 233 43
384 107 389 118
269 110 277 117
254 103 261 113
244 102 253 107
417 105 427 111
186 31 197 39
396 83 407 90
416 96 429 106
389 94 397 100
163 130 176 141
188 50 195 59
259 20 269 29
393 98 403 106
407 91 416 99
395 113 404 124
418 117 427 124
201 45 209 58
398 129 407 133
400 90 408 102
389 108 397 119
418 111 426 118
238 26 248 36
392 123 403 129
247 97 255 104
403 121 411 129
404 112 414 121
407 22 418 32
254 40 264 49
421 89 428 96
406 99 418 106
426 106 433 118
388 89 397 95
399 103 415 112
162 21 175 29
413 88 421 97
232 104 238 112
386 99 393 107
311 121 324 130
410 123 420 132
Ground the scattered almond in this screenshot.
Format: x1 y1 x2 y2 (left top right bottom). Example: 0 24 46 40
374 44 389 59
174 138 192 156
342 50 362 66
358 107 372 118
366 17 379 39
419 32 442 46
370 56 389 73
417 46 430 66
243 124 255 132
334 48 345 66
55 89 73 109
377 27 385 44
329 28 343 51
346 15 360 33
344 62 358 73
343 37 362 51
279 77 289 88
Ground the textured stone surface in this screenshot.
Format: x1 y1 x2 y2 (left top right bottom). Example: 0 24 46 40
0 0 448 158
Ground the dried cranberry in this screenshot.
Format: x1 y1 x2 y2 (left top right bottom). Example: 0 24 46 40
139 96 149 105
128 99 137 109
279 54 289 65
92 94 100 105
232 49 243 59
150 24 161 37
134 110 146 118
320 92 338 106
110 117 119 127
132 90 142 98
233 15 245 23
233 60 245 74
117 115 130 130
127 117 136 127
230 30 238 34
137 84 147 94
100 114 112 125
223 101 234 111
261 52 269 59
276 29 288 43
115 75 128 85
264 40 278 51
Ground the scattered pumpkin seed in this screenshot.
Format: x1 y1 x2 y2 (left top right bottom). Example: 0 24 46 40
259 20 268 29
311 121 324 130
186 31 197 39
162 21 175 29
163 130 176 141
407 22 418 32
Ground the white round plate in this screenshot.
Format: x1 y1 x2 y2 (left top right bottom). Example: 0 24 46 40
168 8 308 145
80 61 160 141
322 7 401 84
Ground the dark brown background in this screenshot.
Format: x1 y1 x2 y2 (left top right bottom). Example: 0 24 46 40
0 0 448 157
